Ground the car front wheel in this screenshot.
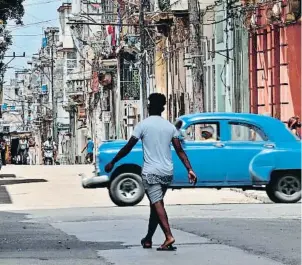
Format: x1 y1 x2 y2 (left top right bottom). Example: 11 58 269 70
266 172 301 203
109 172 145 207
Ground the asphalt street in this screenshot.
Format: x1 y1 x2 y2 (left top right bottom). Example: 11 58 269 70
0 204 300 265
0 166 300 265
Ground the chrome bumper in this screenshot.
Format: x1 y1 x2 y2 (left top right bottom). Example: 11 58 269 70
80 173 110 189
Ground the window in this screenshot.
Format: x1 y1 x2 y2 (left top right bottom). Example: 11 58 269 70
3 126 9 133
212 65 216 111
183 122 220 142
120 58 140 100
229 122 268 141
211 38 215 58
203 41 206 58
207 66 211 112
66 52 77 74
175 51 178 75
216 16 224 44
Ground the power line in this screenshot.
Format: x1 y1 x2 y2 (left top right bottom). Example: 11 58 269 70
8 19 59 30
24 0 61 6
12 34 44 36
26 11 57 28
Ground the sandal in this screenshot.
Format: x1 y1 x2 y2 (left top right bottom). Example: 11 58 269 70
157 244 177 251
141 238 152 249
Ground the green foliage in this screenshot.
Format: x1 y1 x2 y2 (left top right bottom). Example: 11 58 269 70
0 0 25 25
0 0 25 76
0 29 13 77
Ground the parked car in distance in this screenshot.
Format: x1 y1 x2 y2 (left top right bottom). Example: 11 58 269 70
81 113 301 206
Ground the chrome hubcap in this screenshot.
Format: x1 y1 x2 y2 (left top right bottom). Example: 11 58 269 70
278 176 300 196
117 178 139 200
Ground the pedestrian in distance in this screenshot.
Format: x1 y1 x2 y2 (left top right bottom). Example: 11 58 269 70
17 136 29 164
82 137 94 164
28 136 37 165
105 93 197 251
0 133 6 166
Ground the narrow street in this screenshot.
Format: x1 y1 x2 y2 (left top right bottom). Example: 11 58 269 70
0 0 300 264
0 166 300 265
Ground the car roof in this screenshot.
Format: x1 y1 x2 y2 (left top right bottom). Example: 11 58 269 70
179 112 276 124
178 112 296 142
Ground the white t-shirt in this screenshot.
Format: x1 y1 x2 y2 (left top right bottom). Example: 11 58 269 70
132 116 179 177
43 141 56 151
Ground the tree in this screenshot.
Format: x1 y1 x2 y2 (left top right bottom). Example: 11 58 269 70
0 28 12 78
0 0 24 108
0 0 24 70
0 0 25 25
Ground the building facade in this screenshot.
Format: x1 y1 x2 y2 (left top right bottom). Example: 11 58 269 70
246 0 301 121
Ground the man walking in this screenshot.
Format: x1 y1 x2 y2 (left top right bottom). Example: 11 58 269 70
105 93 197 251
82 137 94 163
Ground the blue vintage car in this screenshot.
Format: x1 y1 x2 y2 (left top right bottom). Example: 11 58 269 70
82 113 301 206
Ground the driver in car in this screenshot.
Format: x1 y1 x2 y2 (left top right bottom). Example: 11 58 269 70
200 126 216 142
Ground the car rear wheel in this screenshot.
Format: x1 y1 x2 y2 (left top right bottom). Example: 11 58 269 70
266 172 301 203
109 172 145 207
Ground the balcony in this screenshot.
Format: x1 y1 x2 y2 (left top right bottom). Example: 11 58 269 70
66 80 84 104
157 0 188 11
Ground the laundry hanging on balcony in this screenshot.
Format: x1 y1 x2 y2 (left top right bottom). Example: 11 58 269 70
90 3 101 9
106 25 116 47
91 72 99 93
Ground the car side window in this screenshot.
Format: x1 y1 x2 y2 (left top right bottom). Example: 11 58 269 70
229 122 268 141
184 122 220 142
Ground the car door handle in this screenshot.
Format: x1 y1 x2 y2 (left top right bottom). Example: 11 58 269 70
264 143 275 149
214 142 225 148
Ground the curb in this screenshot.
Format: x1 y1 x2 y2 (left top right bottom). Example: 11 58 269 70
0 174 17 179
230 188 272 203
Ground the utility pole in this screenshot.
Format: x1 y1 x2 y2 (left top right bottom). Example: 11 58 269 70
48 28 59 143
224 0 231 112
0 53 26 112
188 0 204 113
139 0 148 119
21 99 25 130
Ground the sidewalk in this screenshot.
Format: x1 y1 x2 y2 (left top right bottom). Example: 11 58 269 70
230 189 272 203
